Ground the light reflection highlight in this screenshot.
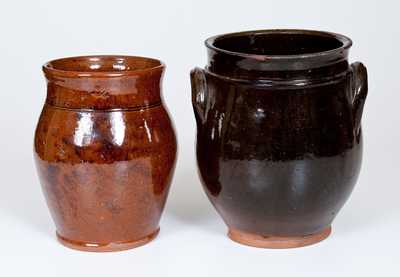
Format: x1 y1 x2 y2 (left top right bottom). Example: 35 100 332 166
111 112 126 146
74 113 94 147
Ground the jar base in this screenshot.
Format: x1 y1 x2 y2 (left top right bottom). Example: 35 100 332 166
56 228 160 252
228 226 331 249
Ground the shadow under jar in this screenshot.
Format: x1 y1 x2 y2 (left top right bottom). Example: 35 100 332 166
191 30 368 248
34 56 177 252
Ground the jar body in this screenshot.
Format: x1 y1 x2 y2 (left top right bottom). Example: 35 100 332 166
195 71 361 236
34 56 177 251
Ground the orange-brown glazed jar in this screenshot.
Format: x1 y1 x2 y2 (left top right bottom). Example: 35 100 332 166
34 56 177 252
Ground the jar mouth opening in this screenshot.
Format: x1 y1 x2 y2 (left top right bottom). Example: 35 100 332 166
205 29 352 60
43 55 164 77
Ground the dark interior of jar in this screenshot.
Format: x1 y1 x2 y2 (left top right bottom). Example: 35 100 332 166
213 32 344 55
46 56 161 73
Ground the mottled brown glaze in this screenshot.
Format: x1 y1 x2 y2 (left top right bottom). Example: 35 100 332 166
34 55 177 252
191 30 368 248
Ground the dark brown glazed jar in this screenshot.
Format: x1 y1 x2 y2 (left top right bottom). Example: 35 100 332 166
34 56 177 252
191 30 368 248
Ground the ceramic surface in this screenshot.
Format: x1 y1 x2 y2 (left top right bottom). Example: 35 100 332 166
34 56 177 252
191 30 368 248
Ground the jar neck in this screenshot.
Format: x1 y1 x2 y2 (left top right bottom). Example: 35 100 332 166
206 48 350 82
44 68 163 110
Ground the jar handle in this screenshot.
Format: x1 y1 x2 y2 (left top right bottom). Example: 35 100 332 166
350 62 368 134
190 67 208 124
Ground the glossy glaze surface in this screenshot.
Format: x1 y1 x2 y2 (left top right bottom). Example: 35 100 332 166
191 30 368 247
35 56 177 251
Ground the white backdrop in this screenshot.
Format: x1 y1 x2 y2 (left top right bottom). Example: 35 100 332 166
0 0 399 276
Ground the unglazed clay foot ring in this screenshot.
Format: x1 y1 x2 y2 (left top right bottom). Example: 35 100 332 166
56 228 160 252
228 226 331 249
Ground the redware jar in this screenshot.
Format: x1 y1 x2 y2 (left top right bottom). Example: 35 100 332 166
34 55 177 252
191 30 368 248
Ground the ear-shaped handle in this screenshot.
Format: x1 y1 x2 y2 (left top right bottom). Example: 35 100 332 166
350 62 368 134
190 67 208 124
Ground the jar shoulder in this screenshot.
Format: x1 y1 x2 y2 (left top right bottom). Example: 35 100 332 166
34 104 177 164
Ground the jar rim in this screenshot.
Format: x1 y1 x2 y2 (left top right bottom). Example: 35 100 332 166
205 29 353 61
43 55 164 78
